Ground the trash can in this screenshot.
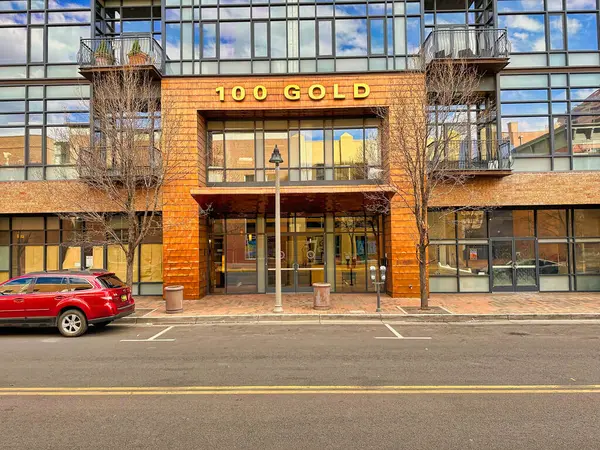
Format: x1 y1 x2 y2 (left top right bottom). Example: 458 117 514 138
164 285 184 314
313 283 331 310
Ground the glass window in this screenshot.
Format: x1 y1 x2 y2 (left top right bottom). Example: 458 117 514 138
0 28 26 63
225 131 254 169
334 128 364 179
428 244 458 276
0 277 33 294
208 132 224 168
270 22 286 58
499 15 545 52
202 24 216 58
32 276 67 293
68 277 93 291
539 243 569 275
98 274 125 288
336 19 367 56
254 22 268 58
489 210 534 238
567 14 598 51
502 117 551 155
576 242 600 274
429 211 456 240
47 26 89 63
319 21 333 56
370 19 385 55
0 128 25 165
458 211 487 239
220 22 251 59
300 21 316 58
459 244 489 275
140 244 163 282
575 209 600 237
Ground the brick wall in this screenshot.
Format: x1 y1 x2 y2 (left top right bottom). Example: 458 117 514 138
160 73 424 298
431 171 600 208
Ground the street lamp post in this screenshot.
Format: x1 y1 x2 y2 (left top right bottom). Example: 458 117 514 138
269 145 284 313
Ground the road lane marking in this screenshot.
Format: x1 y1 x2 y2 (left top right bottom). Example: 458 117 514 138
120 326 175 342
375 324 432 340
1 385 599 396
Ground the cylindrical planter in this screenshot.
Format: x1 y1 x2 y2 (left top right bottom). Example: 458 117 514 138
313 283 331 310
164 285 184 314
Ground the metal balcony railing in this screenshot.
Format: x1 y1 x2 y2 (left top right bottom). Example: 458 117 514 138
77 146 162 182
430 139 512 172
423 28 510 64
77 35 164 74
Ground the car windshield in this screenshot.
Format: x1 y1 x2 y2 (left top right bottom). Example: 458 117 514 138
98 274 125 288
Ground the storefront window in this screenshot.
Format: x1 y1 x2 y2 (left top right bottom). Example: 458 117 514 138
538 209 568 237
429 211 456 240
458 211 487 239
428 244 458 276
574 209 600 237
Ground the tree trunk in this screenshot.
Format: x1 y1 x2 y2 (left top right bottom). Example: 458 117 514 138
418 245 429 310
125 248 136 288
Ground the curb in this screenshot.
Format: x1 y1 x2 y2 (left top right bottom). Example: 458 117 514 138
119 312 600 325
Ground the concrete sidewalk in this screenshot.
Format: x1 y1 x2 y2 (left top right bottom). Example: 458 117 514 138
123 292 600 324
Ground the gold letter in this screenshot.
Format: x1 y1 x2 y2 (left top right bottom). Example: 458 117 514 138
232 86 246 101
253 85 267 101
308 84 326 100
353 83 370 99
333 84 345 100
284 84 300 101
216 86 225 102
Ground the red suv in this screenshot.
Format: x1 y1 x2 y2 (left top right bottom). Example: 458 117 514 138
0 270 135 337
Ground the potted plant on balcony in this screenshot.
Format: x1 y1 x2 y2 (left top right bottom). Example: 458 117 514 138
94 40 114 66
127 39 150 65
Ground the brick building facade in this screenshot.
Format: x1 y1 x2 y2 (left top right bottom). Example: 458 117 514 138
0 0 599 298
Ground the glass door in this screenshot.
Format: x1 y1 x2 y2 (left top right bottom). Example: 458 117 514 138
491 239 538 292
296 235 326 292
266 234 326 292
267 235 295 292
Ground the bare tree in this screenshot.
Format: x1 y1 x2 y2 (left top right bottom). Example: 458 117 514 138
369 56 499 309
52 69 202 287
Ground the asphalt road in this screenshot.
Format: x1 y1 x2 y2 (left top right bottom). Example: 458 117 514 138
1 322 599 449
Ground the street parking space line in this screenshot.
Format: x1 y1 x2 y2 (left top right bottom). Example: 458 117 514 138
120 326 175 342
375 324 432 340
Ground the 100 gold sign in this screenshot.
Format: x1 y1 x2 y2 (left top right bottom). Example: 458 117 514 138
215 83 370 102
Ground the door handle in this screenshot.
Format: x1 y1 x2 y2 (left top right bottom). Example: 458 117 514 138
14 298 24 303
55 295 66 300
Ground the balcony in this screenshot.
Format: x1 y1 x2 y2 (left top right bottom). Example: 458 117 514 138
77 35 164 81
77 146 162 183
432 140 512 176
422 28 510 74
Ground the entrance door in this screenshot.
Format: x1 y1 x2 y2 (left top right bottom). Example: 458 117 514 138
267 234 325 292
491 239 538 292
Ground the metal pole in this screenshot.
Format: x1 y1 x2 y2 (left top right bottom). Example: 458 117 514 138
273 162 283 313
376 282 381 313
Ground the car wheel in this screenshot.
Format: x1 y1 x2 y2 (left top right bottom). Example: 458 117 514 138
58 309 88 337
94 321 112 329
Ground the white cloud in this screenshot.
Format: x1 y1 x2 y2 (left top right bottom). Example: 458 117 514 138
566 0 597 9
567 17 582 35
334 19 368 56
533 38 546 51
506 15 544 32
513 32 530 40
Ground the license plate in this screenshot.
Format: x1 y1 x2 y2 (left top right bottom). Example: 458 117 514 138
121 294 127 302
